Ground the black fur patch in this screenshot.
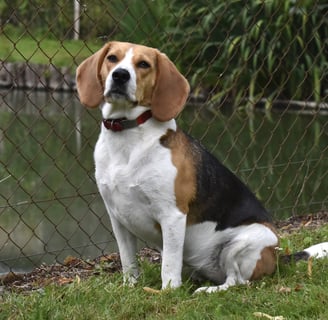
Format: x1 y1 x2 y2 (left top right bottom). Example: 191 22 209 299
184 131 272 230
280 251 310 263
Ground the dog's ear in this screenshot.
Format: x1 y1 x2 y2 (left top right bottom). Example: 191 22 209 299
151 52 190 121
76 43 110 108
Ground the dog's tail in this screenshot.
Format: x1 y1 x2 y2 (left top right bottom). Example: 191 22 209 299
280 242 328 263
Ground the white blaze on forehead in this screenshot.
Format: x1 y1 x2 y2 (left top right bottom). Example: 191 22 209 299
104 47 137 100
115 47 135 71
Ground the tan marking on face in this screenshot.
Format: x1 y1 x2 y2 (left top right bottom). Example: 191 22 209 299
250 245 277 280
132 46 157 106
160 129 197 217
99 42 157 106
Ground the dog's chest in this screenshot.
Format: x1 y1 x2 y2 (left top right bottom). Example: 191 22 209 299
94 126 177 243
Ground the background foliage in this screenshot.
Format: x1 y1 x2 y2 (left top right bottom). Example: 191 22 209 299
1 0 327 105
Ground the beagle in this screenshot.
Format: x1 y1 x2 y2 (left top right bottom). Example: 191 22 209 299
76 41 328 293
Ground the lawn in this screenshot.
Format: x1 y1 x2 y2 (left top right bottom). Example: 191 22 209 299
1 223 327 320
0 31 100 68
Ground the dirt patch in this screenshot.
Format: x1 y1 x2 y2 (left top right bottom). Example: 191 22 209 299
275 211 328 234
1 213 327 293
0 248 160 294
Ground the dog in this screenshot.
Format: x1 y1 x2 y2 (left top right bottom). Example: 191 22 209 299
76 41 328 293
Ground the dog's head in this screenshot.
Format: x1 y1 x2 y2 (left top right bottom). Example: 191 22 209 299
76 41 190 121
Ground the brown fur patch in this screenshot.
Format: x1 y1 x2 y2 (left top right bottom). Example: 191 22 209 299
250 245 277 280
160 129 197 217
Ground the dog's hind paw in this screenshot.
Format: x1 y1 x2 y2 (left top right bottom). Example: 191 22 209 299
194 286 221 294
194 281 239 294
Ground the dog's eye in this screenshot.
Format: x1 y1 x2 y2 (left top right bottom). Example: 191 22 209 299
107 55 118 63
137 60 151 69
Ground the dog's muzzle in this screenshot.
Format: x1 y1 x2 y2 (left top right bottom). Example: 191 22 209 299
105 68 134 103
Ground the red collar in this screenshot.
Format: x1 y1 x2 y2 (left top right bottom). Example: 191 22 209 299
103 110 152 132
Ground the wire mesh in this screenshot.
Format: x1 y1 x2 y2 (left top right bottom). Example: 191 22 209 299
0 0 327 272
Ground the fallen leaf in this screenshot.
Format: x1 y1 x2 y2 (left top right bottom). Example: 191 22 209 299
100 254 119 262
281 224 293 231
57 277 73 285
143 287 161 294
307 257 313 277
303 218 312 227
278 286 292 293
63 256 82 267
253 312 285 319
0 272 24 285
284 247 291 255
294 284 303 291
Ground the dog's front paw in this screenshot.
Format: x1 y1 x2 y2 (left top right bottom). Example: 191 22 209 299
161 278 182 290
123 273 139 287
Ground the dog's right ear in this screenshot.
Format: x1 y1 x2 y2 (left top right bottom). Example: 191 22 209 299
76 43 110 108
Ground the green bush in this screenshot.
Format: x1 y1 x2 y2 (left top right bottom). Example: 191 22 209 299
109 0 327 105
1 0 326 104
165 0 327 105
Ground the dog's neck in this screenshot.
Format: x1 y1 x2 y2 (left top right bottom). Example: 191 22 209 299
101 103 177 136
101 103 150 121
103 110 152 132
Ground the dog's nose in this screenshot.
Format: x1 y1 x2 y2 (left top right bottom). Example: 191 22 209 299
112 68 130 85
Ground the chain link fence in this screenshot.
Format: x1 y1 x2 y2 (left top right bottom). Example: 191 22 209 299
0 0 327 273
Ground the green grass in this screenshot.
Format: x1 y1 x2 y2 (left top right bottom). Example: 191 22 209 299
1 224 327 320
0 31 100 68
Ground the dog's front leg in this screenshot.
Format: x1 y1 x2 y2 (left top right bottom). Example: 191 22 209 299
160 210 186 289
109 214 139 286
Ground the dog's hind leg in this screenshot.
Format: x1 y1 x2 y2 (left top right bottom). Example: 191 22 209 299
194 253 249 294
194 224 278 294
199 245 277 293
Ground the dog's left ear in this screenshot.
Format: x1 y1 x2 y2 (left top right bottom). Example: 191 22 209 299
151 52 190 121
76 43 110 108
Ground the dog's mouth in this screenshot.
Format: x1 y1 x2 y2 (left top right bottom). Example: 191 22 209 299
104 89 138 106
106 89 127 100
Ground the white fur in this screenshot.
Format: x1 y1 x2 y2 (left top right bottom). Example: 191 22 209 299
95 48 185 288
104 48 137 106
304 242 328 259
188 223 278 293
95 109 184 288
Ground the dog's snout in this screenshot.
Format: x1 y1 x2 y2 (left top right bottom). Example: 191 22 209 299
112 68 130 84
